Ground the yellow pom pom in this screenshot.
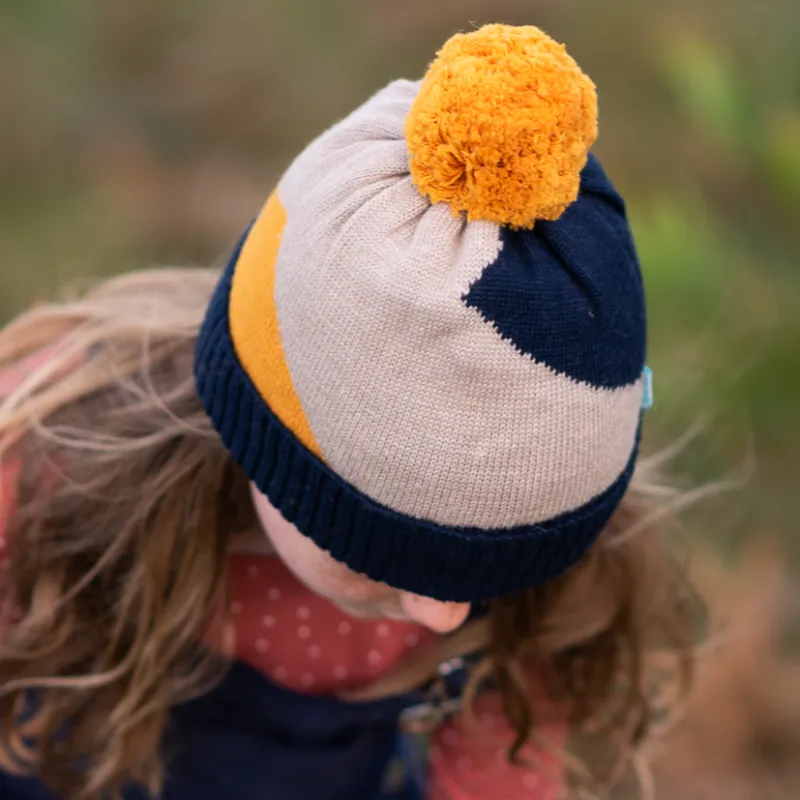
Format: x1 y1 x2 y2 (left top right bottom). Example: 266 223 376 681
405 24 598 228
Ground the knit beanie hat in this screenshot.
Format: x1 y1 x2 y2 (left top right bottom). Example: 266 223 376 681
195 24 648 603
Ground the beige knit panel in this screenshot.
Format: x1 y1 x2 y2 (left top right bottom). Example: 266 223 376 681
273 80 642 529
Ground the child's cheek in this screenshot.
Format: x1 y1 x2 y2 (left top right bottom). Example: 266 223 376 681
270 526 380 603
295 550 389 604
251 483 393 605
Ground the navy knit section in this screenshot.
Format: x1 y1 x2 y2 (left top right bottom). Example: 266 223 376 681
195 229 640 603
463 154 647 389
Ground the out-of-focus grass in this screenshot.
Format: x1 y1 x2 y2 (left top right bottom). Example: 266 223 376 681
1 1 798 796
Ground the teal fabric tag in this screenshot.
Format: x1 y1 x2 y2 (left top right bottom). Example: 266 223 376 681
641 366 654 411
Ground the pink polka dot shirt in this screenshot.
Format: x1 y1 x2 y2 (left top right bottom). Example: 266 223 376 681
224 553 438 695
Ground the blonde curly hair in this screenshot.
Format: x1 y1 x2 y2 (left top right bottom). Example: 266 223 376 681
0 268 697 798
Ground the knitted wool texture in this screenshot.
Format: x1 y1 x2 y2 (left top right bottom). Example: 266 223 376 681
195 24 648 602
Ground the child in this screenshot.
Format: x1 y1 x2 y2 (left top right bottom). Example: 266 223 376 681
0 24 694 800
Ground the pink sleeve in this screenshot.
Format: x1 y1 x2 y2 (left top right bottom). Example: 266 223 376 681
427 691 567 800
0 460 18 560
0 347 58 560
0 459 20 637
1 351 48 581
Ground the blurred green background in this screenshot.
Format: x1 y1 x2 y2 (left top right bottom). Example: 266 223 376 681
1 0 798 796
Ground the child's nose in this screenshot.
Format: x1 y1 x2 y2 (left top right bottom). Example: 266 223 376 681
399 592 471 633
